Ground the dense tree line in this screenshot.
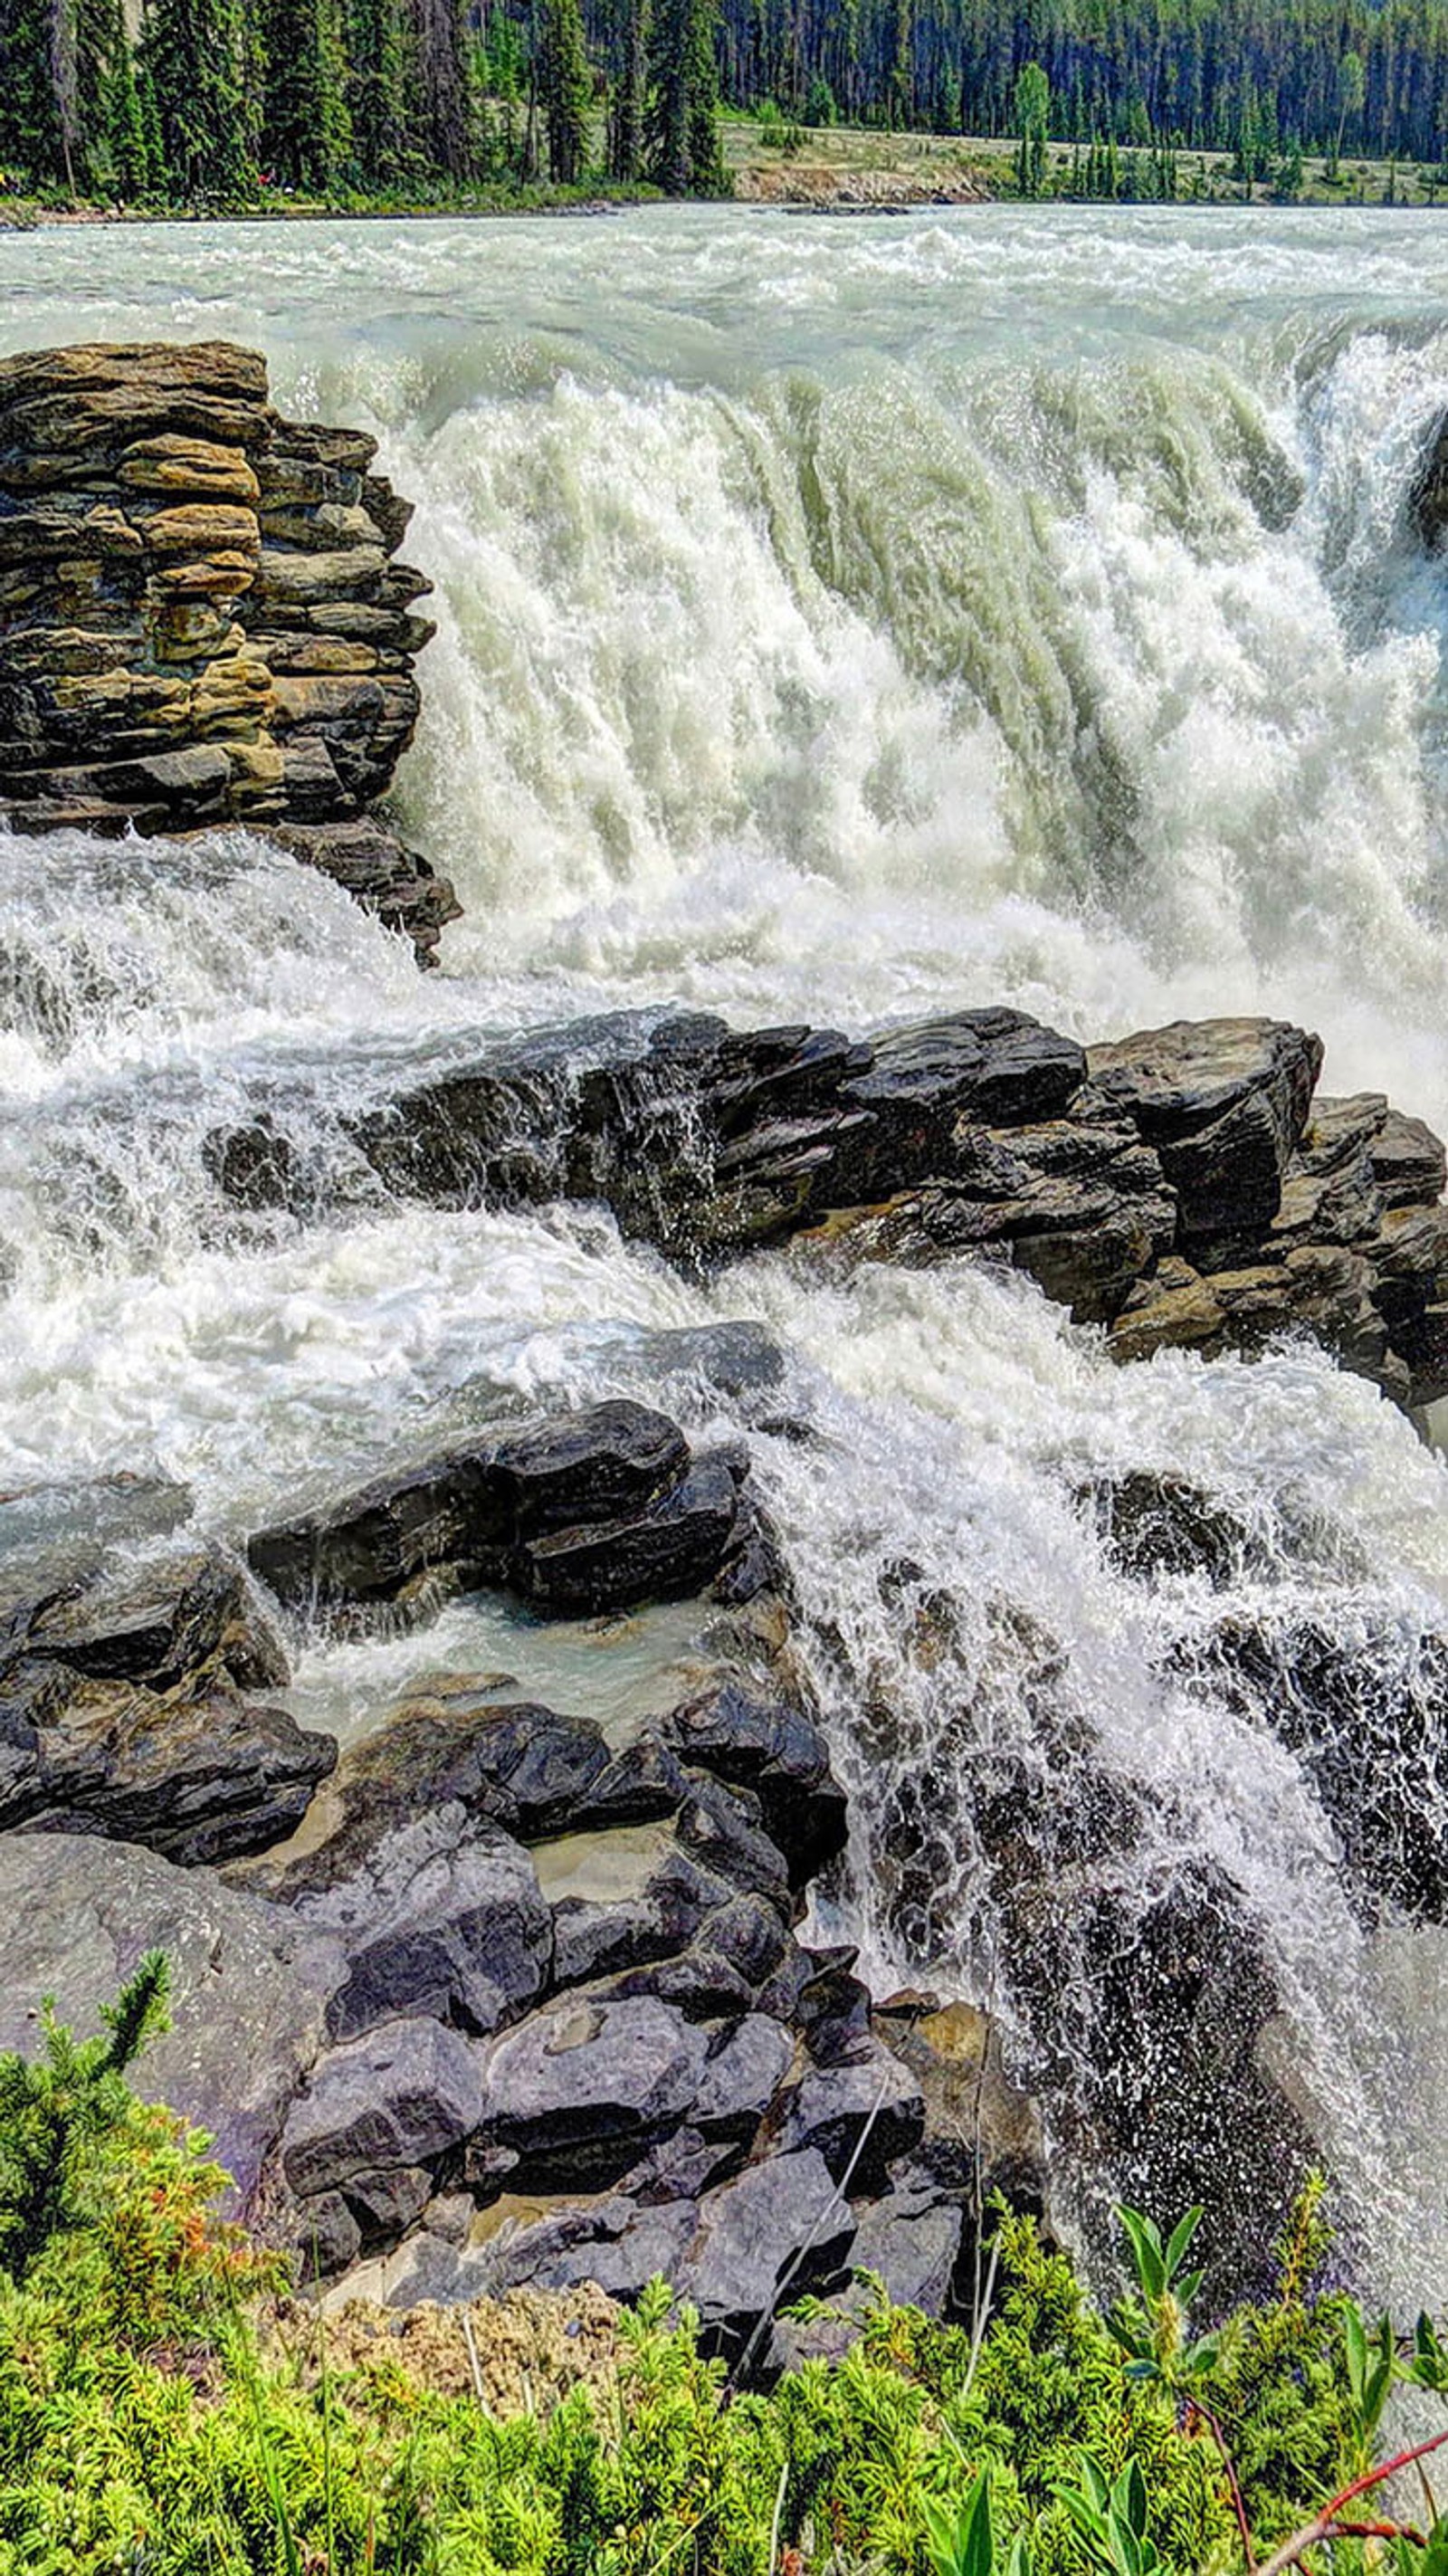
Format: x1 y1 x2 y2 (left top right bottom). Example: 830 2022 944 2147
5 0 1448 205
0 0 722 198
715 0 1448 167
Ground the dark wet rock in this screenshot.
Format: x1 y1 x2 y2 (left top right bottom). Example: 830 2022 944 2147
1110 1243 1410 1404
277 1810 551 2044
849 2184 965 2314
0 1832 342 2208
247 1399 754 1621
5 1545 286 1689
587 1888 793 2018
798 1093 1176 1325
279 2016 485 2199
0 340 455 963
662 1682 850 1888
1088 1017 1323 1253
692 2013 795 2141
676 1769 794 1912
872 1617 1308 2297
473 1994 712 2188
471 2190 701 2307
0 1663 337 1865
518 1453 742 1617
1362 1202 1448 1407
772 2044 926 2191
1181 1615 1448 1921
1088 1472 1265 1588
232 1686 609 1884
327 1003 1448 1409
0 1540 332 1860
560 1735 691 1832
16 1542 288 1691
295 2190 363 2274
676 2145 855 2353
779 1945 875 2066
535 1819 739 1993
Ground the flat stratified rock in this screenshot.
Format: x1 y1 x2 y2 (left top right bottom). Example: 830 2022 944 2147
0 339 457 961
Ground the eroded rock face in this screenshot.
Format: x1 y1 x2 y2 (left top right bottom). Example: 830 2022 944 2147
0 340 457 962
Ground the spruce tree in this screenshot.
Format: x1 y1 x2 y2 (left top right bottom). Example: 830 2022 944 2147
646 0 721 192
539 0 589 181
411 0 472 177
261 0 350 190
1014 57 1048 195
103 14 149 195
682 0 722 186
0 0 68 184
606 0 647 179
140 0 252 196
348 0 408 186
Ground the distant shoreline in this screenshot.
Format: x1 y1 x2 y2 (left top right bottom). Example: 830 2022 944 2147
5 123 1444 226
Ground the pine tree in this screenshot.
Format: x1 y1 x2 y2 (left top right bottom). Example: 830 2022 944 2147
606 0 648 177
646 0 722 192
140 0 252 196
262 0 350 190
539 0 589 180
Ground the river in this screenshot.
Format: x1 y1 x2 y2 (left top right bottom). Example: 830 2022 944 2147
5 204 1448 2300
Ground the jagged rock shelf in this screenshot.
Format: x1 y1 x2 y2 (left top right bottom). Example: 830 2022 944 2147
217 1002 1448 1416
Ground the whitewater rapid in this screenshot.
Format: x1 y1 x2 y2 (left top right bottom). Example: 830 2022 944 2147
5 205 1448 2300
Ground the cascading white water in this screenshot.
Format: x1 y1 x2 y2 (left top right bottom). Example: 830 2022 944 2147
5 205 1448 2299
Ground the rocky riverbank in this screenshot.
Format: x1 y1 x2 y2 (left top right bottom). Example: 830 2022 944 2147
0 1401 1047 2358
6 1364 1448 2345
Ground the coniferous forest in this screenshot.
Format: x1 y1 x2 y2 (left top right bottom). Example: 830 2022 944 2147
5 0 1448 208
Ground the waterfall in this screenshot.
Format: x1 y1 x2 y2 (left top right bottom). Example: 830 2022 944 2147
5 204 1448 2301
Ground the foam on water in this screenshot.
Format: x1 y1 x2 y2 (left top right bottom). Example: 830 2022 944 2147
5 207 1448 2297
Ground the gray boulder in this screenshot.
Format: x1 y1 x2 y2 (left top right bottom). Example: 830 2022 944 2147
475 1994 712 2184
288 1810 552 2042
662 1683 848 1888
0 1832 342 2205
279 2015 484 2197
677 2146 855 2352
773 2045 926 2190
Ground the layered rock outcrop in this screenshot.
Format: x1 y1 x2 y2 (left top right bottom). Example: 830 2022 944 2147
0 339 457 960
